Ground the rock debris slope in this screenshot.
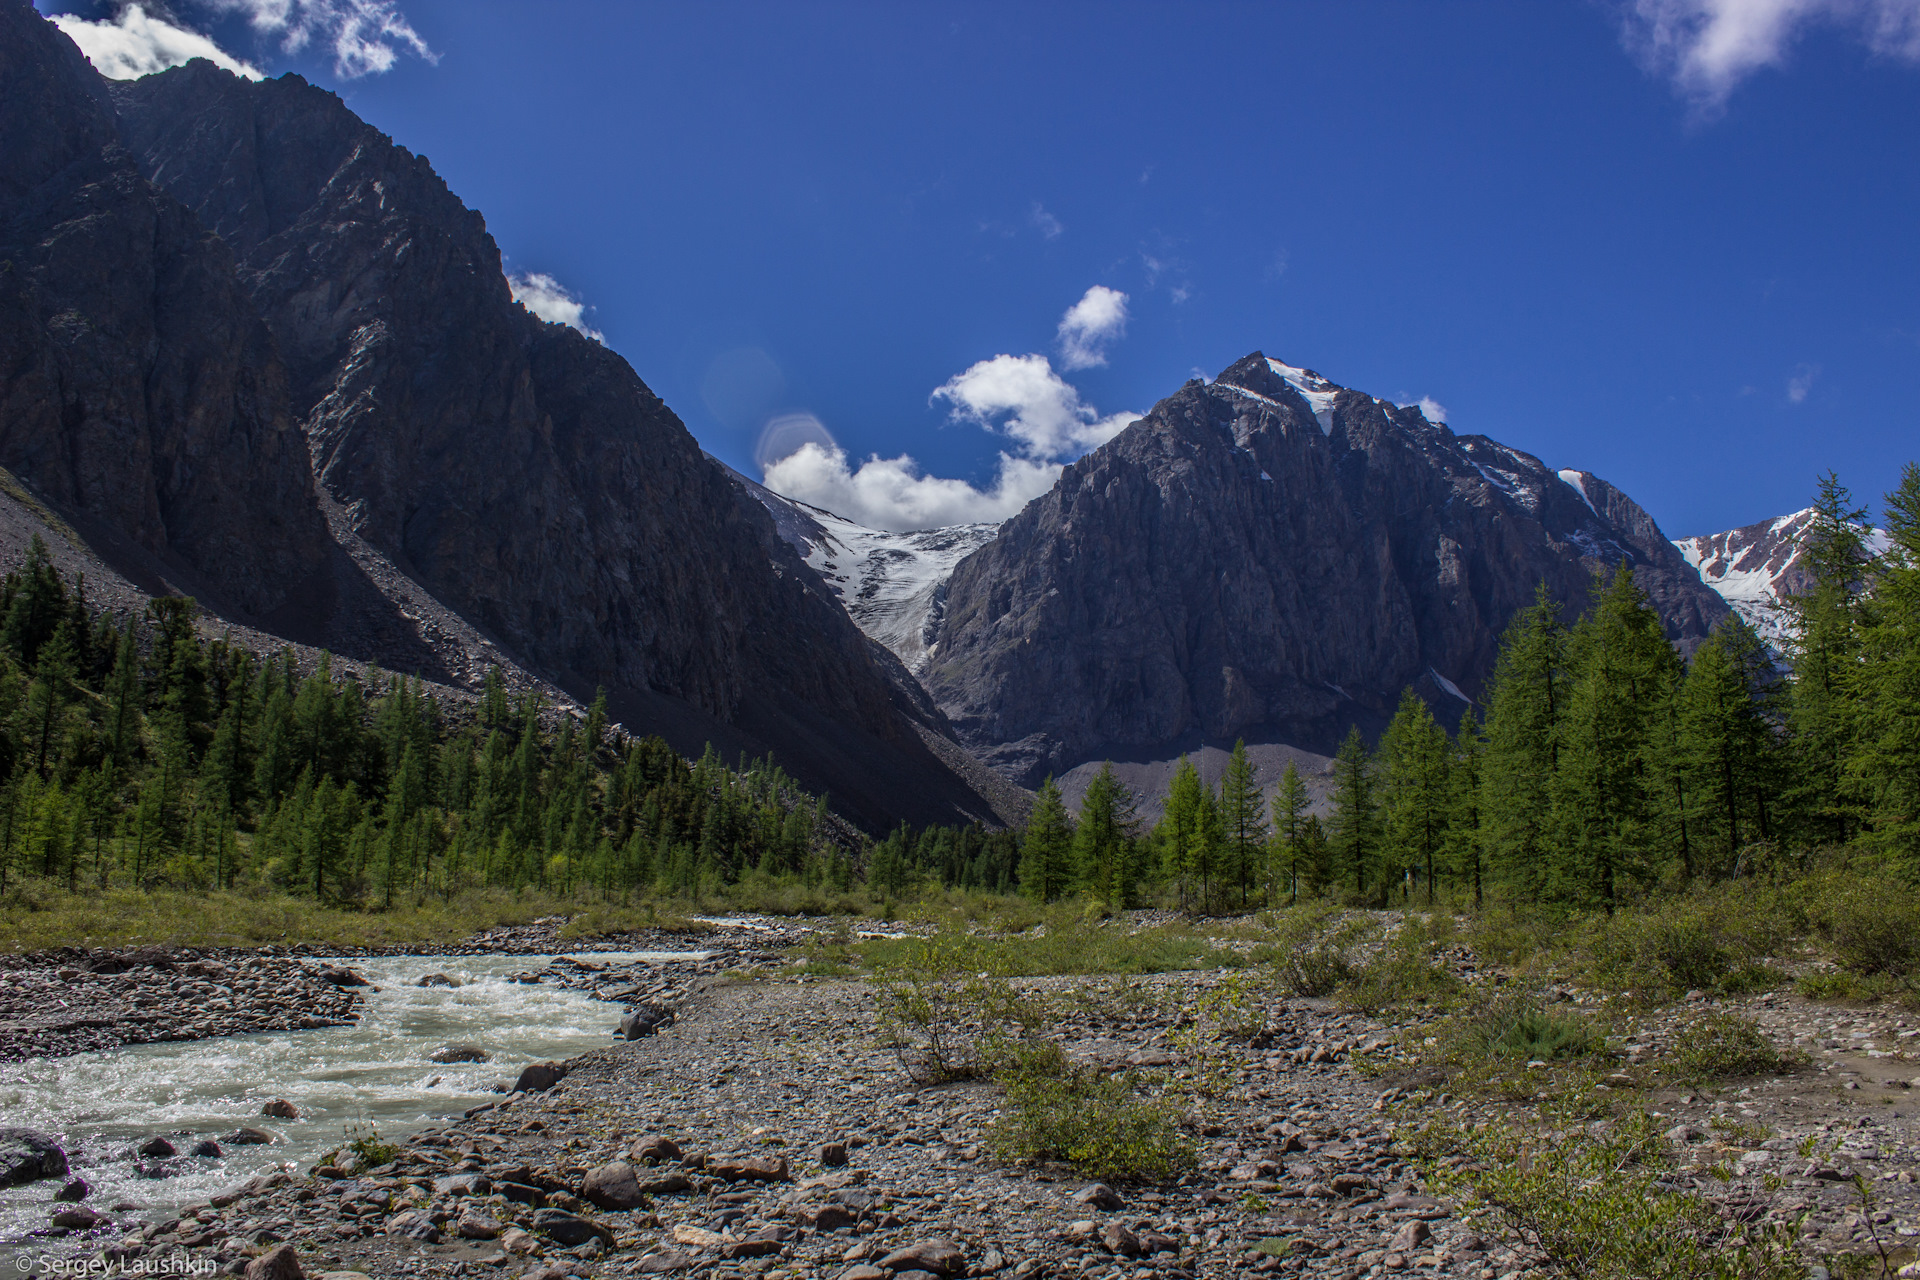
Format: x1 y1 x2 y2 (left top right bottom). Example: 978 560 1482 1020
0 6 1012 832
921 353 1729 785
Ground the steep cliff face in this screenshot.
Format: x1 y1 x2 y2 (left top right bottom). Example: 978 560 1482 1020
109 62 886 724
0 12 1014 831
922 353 1729 784
0 2 326 614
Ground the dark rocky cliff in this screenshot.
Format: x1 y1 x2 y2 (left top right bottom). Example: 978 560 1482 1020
0 2 326 613
922 353 1729 784
0 7 1013 831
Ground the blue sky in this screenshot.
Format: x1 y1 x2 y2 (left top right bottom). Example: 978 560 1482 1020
40 0 1920 536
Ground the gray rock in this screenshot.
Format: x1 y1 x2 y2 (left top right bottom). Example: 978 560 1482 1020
0 1128 69 1187
385 1210 441 1243
514 1061 567 1094
223 1127 273 1145
190 1140 223 1158
580 1160 644 1210
137 1137 177 1158
243 1245 305 1280
531 1208 615 1247
1390 1220 1431 1252
260 1099 299 1119
429 1044 489 1063
877 1238 965 1277
51 1205 103 1230
53 1177 88 1202
1073 1183 1125 1211
416 973 460 988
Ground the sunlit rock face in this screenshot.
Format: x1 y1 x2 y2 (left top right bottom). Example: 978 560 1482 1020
920 353 1728 785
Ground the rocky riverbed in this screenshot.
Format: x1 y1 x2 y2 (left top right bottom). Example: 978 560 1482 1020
5 916 1920 1279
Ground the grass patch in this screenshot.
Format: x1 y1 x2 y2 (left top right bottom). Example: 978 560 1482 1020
1336 921 1464 1014
0 884 600 952
860 920 1237 978
554 904 713 940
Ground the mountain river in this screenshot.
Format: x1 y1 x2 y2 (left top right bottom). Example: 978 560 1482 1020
0 949 708 1264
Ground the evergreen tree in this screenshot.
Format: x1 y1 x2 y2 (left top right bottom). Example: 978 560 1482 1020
1782 473 1876 845
1448 712 1487 907
1269 760 1310 906
1073 763 1139 909
1018 777 1076 903
1328 725 1377 902
1851 462 1920 874
1218 740 1268 907
1159 756 1203 914
1677 617 1783 878
1377 688 1451 904
1482 585 1568 897
1553 567 1679 909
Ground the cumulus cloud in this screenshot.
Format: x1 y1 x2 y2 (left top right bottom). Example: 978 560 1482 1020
1055 285 1129 371
1787 362 1819 402
763 442 1063 532
202 0 436 78
509 272 603 342
933 353 1137 458
1622 0 1920 111
1416 396 1448 424
1029 203 1064 240
51 4 264 80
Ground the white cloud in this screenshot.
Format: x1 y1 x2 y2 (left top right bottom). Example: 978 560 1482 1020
1055 285 1129 371
1787 362 1819 402
1029 202 1064 240
1623 0 1920 111
509 272 603 342
763 442 1062 532
933 353 1137 458
1416 396 1448 424
203 0 436 78
51 4 264 80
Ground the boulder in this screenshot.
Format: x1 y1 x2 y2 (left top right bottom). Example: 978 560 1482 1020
224 1127 274 1145
244 1245 305 1280
190 1140 223 1158
137 1137 178 1158
429 1044 489 1063
707 1154 790 1183
619 1005 671 1039
1073 1183 1125 1210
818 1141 849 1167
580 1160 645 1210
457 1211 502 1240
312 966 368 987
0 1129 70 1187
261 1099 300 1119
1390 1220 1432 1253
1100 1223 1142 1257
629 1135 683 1164
532 1208 615 1247
53 1177 89 1202
416 973 460 988
51 1205 103 1230
513 1061 567 1093
636 1172 693 1195
386 1210 441 1243
878 1239 966 1277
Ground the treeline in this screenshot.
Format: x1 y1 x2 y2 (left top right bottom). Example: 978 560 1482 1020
0 537 855 903
1003 465 1920 913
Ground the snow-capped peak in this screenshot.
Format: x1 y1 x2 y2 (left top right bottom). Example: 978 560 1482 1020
1557 468 1600 517
1265 358 1338 436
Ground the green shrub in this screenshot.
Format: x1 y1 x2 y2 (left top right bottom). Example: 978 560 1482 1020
870 933 1052 1082
1337 925 1463 1014
1795 970 1893 1002
1479 1005 1602 1062
1808 879 1920 982
1673 1013 1795 1080
988 1057 1196 1184
1418 1112 1806 1279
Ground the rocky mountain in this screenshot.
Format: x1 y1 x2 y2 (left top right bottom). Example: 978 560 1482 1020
917 353 1730 786
1675 509 1890 648
725 467 999 674
0 3 1017 832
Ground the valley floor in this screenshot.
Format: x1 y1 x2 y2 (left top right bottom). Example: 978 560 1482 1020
9 912 1917 1279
